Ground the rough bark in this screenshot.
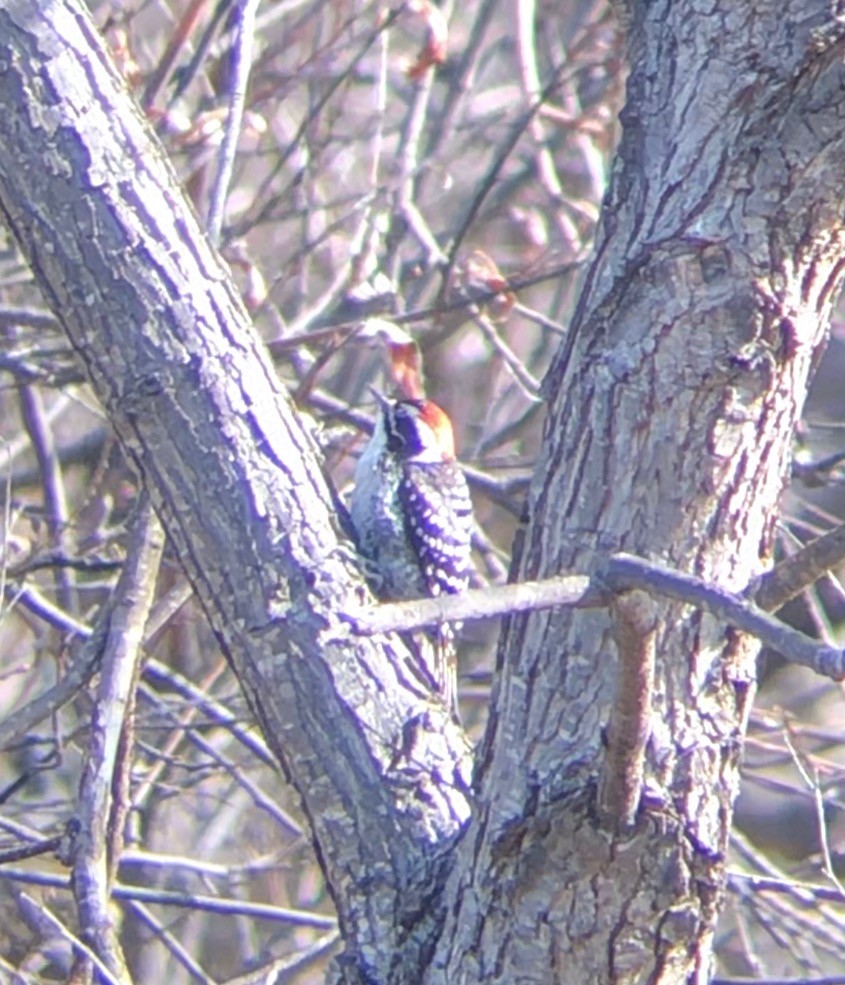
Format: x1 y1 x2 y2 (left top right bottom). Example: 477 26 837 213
433 3 845 982
3 0 845 983
0 3 472 981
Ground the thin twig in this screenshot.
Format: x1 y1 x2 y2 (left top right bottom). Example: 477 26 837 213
755 520 845 612
143 657 280 773
142 0 217 110
601 554 845 680
782 729 845 901
420 0 501 171
206 0 261 245
712 975 845 985
0 304 60 330
0 579 193 751
728 871 845 906
0 869 338 928
130 657 228 815
127 901 214 984
138 678 303 836
69 495 164 983
395 55 446 267
793 447 845 484
515 0 580 246
18 383 76 614
16 893 124 985
472 310 542 399
0 593 106 750
0 834 62 865
230 8 401 240
443 59 575 278
512 300 568 336
0 390 71 471
6 581 90 636
223 929 341 984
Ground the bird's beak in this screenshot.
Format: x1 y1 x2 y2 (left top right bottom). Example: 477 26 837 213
369 387 392 412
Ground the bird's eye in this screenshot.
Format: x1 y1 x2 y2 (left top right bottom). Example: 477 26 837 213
388 405 425 455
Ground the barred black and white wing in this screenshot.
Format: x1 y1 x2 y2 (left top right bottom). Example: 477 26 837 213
399 460 473 598
398 458 473 713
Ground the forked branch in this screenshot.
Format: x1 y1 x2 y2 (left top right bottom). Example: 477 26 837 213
349 550 845 681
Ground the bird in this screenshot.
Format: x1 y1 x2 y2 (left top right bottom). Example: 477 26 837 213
350 393 473 712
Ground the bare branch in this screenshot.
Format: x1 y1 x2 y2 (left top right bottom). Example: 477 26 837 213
206 0 260 245
351 552 845 679
598 589 657 832
347 573 599 634
17 382 76 613
601 555 845 680
125 901 213 983
0 834 62 865
754 521 845 613
16 893 123 985
68 496 164 984
0 581 193 752
0 868 338 929
0 593 104 751
220 930 341 984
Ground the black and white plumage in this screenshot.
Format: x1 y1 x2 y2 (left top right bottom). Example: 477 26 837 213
350 396 473 710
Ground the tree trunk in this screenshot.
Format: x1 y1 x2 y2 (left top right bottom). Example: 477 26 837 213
0 3 471 981
433 3 845 982
1 0 844 983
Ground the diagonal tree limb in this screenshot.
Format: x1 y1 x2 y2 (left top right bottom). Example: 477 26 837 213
0 6 472 979
754 520 845 613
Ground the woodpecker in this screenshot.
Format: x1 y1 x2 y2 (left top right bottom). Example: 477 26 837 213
350 394 473 710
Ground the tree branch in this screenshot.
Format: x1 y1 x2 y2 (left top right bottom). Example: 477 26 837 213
598 589 657 832
601 555 845 680
1 868 336 928
67 496 163 984
350 553 845 680
754 520 845 613
0 5 471 978
347 574 599 633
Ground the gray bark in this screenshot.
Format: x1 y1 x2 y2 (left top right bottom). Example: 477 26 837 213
0 3 471 981
1 0 844 983
433 3 845 982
